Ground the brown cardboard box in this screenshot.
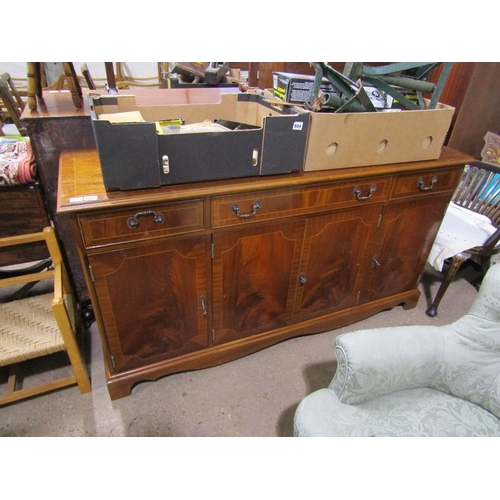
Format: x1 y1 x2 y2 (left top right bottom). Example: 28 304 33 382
302 101 455 171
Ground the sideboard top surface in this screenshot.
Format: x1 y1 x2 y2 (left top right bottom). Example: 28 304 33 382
57 147 474 214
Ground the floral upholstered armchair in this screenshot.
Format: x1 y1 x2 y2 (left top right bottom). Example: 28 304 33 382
294 264 500 437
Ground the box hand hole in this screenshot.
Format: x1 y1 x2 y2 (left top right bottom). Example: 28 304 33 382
378 139 388 153
252 149 259 167
423 136 433 149
326 142 338 157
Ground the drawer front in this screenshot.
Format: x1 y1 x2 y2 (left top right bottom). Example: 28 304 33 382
391 167 463 200
79 199 204 248
212 177 392 228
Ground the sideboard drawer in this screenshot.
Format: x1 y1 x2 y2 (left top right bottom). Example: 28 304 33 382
79 199 204 248
212 177 392 228
391 167 463 200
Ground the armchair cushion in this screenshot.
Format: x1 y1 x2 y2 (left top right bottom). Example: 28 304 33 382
294 387 500 437
294 264 500 437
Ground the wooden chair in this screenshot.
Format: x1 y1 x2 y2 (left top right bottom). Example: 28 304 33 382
0 227 91 405
426 132 500 316
0 72 27 135
27 62 83 110
80 63 96 90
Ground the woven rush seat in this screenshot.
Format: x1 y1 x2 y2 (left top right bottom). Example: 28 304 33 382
0 227 90 405
0 293 66 366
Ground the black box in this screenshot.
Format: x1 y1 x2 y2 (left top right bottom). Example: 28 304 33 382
272 72 337 104
89 93 310 191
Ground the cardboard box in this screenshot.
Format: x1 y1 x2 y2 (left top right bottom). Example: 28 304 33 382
302 101 455 171
89 93 309 191
272 72 337 104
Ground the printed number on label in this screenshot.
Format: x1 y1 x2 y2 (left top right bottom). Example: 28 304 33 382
292 122 303 131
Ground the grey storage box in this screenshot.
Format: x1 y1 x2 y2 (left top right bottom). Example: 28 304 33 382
89 93 310 191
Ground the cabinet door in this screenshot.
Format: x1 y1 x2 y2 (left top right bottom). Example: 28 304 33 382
361 195 450 302
212 221 305 345
88 235 209 373
292 206 381 323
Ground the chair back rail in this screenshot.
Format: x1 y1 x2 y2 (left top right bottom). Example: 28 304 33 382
453 161 500 227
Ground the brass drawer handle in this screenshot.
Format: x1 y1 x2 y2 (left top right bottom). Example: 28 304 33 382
417 176 438 191
231 200 261 219
127 210 165 229
353 184 376 200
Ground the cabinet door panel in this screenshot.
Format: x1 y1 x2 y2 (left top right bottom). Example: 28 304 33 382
292 207 381 323
212 221 305 345
88 236 208 373
362 195 450 301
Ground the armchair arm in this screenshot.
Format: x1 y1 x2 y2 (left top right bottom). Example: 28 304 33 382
330 326 445 405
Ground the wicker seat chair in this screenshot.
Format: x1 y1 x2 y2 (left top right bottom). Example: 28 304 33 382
0 227 90 405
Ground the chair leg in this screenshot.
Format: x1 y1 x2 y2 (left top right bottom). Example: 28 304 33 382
51 296 91 394
62 63 83 109
480 255 492 276
27 62 43 111
6 364 20 394
426 252 471 317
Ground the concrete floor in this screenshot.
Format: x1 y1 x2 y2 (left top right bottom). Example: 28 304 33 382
0 263 489 437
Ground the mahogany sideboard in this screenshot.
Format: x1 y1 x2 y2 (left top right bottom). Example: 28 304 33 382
57 147 473 399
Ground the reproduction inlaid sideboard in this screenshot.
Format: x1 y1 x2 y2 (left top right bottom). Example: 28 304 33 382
57 147 473 399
